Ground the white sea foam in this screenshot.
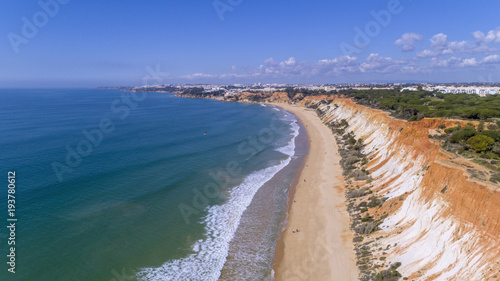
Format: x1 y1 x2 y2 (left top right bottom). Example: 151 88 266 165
274 111 300 157
275 121 299 157
136 115 299 281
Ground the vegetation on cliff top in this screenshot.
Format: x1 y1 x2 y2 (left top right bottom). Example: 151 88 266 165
434 122 500 178
172 86 500 123
342 89 500 121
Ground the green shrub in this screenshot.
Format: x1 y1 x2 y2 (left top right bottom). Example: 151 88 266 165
354 222 377 234
444 126 460 134
346 188 367 199
479 130 500 142
450 127 477 143
467 135 494 153
340 119 349 128
353 236 364 243
481 152 500 160
376 268 402 281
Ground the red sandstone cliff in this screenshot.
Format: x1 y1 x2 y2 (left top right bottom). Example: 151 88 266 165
318 98 500 280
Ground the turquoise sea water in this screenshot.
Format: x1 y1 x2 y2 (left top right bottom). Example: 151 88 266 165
0 89 303 281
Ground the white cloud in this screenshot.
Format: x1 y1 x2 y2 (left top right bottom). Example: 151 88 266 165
181 51 500 82
428 57 453 68
416 49 434 58
427 54 500 69
473 27 500 44
481 54 500 64
430 33 448 48
314 56 358 75
395 32 423 52
460 58 478 67
417 29 498 58
256 57 306 76
359 53 407 73
181 56 360 81
256 56 360 77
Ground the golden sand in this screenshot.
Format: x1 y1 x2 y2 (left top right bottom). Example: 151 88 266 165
271 103 358 281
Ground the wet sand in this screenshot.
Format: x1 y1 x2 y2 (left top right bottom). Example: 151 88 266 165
271 103 358 281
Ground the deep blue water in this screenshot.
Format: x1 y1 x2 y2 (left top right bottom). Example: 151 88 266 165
0 89 300 281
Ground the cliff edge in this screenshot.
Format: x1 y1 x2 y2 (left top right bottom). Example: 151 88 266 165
316 98 499 280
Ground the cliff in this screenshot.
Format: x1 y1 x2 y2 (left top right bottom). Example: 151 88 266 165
266 92 291 103
317 98 500 280
298 95 334 107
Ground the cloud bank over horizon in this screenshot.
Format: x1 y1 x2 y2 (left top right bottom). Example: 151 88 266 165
180 26 500 84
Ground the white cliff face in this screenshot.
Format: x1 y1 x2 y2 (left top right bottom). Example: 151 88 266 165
318 101 500 281
380 187 490 280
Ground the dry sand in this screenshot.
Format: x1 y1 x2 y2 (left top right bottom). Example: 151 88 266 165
271 103 358 281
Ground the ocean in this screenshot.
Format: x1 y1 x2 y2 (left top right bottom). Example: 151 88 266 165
0 89 306 281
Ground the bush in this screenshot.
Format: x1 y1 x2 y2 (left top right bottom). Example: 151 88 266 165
481 152 500 160
361 157 368 165
353 236 364 243
344 156 360 166
479 130 500 142
350 169 370 181
444 126 460 134
346 188 368 199
376 269 402 281
467 135 494 153
450 126 477 143
367 196 385 207
340 119 349 128
355 222 377 234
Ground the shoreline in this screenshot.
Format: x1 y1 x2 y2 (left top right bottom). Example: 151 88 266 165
270 103 359 281
218 104 308 280
272 112 309 279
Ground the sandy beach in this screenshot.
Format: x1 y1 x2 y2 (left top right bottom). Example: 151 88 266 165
271 103 359 281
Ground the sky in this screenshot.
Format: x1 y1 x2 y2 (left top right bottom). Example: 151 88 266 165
1 0 500 87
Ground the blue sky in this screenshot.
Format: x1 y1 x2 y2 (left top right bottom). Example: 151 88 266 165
1 0 499 87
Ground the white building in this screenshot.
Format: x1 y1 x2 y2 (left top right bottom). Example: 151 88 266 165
400 87 418 92
436 87 500 97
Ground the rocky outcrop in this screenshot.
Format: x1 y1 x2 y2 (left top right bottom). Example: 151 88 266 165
317 98 500 280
